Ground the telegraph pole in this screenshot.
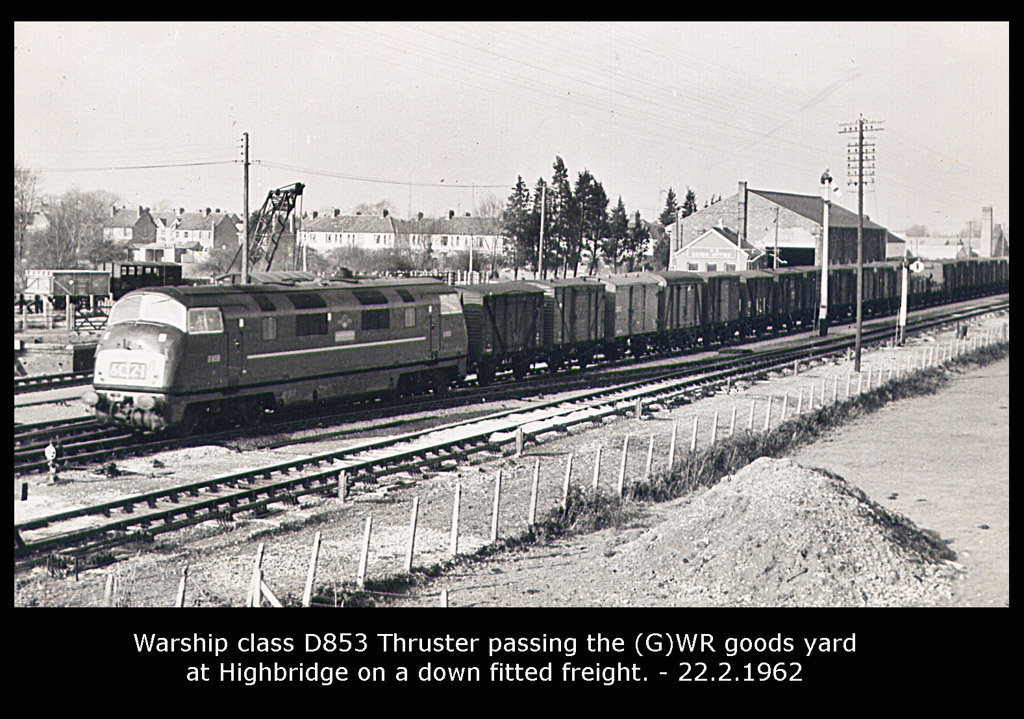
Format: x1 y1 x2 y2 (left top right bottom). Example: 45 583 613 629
241 132 250 285
773 206 780 270
840 115 884 372
818 169 833 336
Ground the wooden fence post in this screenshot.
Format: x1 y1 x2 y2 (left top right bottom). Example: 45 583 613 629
667 422 678 469
729 406 737 436
820 378 826 404
592 446 602 491
644 436 655 479
528 458 541 525
781 393 789 419
616 435 630 496
449 483 461 557
301 532 322 607
515 427 524 457
763 396 772 431
709 411 719 446
440 589 449 608
833 375 839 403
846 371 853 398
104 572 115 607
491 472 502 542
357 516 372 589
748 401 756 430
690 416 699 452
562 455 573 510
635 397 644 419
175 565 188 608
405 498 419 572
249 543 265 607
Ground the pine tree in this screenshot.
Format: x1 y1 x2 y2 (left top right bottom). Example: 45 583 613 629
682 188 698 217
548 156 575 277
602 196 629 272
625 210 651 271
575 170 609 275
659 187 679 227
502 175 532 278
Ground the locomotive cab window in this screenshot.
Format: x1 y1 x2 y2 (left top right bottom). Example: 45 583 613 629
262 316 277 340
187 307 224 334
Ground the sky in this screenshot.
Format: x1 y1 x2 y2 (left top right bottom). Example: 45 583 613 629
14 21 1009 234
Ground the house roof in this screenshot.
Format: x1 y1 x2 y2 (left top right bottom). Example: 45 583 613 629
303 215 396 234
103 207 144 228
749 189 885 231
680 226 762 255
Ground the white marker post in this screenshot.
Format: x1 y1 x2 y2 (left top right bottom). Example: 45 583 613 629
528 458 541 525
592 446 602 491
357 517 372 589
491 471 502 542
302 531 322 607
449 484 461 557
561 455 573 510
690 416 699 452
644 436 655 479
667 423 678 471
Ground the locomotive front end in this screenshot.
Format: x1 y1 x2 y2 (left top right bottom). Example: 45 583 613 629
84 291 186 431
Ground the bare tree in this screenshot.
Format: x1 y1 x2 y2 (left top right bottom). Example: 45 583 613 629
25 188 121 269
14 162 39 262
475 193 504 219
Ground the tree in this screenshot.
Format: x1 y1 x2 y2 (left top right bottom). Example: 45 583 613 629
14 162 39 263
574 170 609 275
904 224 929 237
547 156 576 277
624 211 651 271
602 196 629 272
659 187 679 227
682 188 698 217
351 199 398 218
24 188 121 270
502 176 533 278
475 193 504 219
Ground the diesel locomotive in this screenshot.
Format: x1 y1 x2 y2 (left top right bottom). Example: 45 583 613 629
86 257 1008 433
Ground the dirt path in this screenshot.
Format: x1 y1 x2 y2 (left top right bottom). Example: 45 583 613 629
383 357 1009 608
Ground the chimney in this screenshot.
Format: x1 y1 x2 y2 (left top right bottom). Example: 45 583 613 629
382 209 389 217
178 207 185 216
334 208 341 218
417 212 424 221
449 210 455 220
215 208 220 213
465 212 471 217
138 205 144 219
737 181 748 244
111 204 118 217
982 206 994 255
205 207 211 217
312 211 318 219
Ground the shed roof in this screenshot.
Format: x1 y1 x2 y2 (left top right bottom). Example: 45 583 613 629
750 189 885 230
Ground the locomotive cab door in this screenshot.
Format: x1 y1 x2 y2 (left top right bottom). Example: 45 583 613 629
221 306 247 386
428 302 440 358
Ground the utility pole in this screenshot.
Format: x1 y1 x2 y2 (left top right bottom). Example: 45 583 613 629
537 183 546 279
241 132 250 285
840 115 884 372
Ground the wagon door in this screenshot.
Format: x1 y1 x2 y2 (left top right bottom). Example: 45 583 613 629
221 306 247 386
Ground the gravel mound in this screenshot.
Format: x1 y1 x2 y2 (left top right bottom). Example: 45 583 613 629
617 457 962 606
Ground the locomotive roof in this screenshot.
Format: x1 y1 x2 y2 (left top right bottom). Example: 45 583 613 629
125 278 454 308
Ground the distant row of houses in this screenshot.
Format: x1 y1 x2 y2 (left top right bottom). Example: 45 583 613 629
100 204 508 266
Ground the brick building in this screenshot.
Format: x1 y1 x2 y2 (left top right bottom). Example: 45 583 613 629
668 181 887 270
101 205 158 247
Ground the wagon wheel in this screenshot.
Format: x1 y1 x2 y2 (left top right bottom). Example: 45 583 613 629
175 406 201 438
240 398 263 430
512 361 530 381
477 364 496 386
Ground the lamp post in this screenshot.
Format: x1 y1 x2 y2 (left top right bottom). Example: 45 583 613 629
818 169 833 336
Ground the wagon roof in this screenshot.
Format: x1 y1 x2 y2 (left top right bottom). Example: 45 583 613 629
602 272 666 287
454 281 545 296
526 277 607 289
650 270 704 283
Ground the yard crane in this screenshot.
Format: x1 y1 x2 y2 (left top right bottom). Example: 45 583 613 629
225 182 305 278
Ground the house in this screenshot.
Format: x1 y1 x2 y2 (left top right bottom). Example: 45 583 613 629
101 205 158 247
417 212 506 258
150 208 240 251
297 210 397 253
674 225 767 272
667 181 888 271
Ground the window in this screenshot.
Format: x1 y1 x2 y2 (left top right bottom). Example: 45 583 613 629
725 263 736 271
362 309 390 331
353 289 388 305
439 293 462 315
296 313 328 336
707 264 718 272
262 316 277 340
687 263 699 271
285 292 327 310
404 307 416 328
187 307 224 334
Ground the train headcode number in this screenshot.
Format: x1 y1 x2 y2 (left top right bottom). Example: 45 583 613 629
109 361 146 379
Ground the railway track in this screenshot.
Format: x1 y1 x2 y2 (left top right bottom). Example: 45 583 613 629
14 370 94 394
12 298 1008 569
13 295 1007 476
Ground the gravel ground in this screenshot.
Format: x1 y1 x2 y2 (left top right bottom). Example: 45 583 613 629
12 311 1007 607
